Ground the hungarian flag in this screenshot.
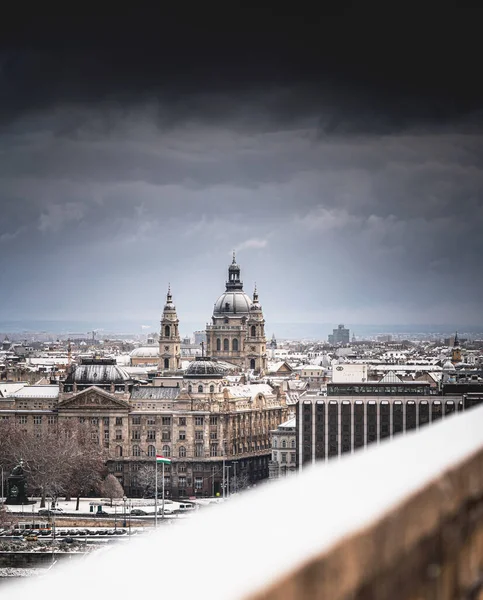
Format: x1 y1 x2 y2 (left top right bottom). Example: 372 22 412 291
156 454 171 464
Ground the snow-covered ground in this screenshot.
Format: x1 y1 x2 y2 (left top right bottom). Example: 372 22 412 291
10 403 483 599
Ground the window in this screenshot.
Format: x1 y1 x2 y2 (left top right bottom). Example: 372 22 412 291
132 416 141 425
223 338 229 351
162 431 171 441
282 440 287 449
132 430 140 441
79 417 85 424
164 358 170 369
281 452 287 463
273 438 278 448
195 477 203 490
291 452 296 463
209 416 218 426
195 416 204 426
115 430 122 441
179 431 186 441
188 385 193 393
251 325 256 337
162 417 171 426
209 384 215 393
115 462 123 472
178 476 186 488
216 338 221 351
273 451 278 461
250 359 256 370
210 431 217 440
90 417 99 425
178 463 186 473
195 444 204 457
162 445 171 458
116 445 123 457
197 385 203 393
291 439 296 449
147 445 156 457
132 445 140 457
33 415 42 425
48 415 56 425
179 446 186 458
115 417 123 426
103 417 110 426
195 430 203 441
147 417 156 425
104 430 109 441
232 338 239 352
147 430 156 441
210 444 218 457
179 417 186 426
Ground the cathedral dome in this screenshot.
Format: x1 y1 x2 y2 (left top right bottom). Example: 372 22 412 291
213 290 252 316
130 346 159 358
184 357 225 379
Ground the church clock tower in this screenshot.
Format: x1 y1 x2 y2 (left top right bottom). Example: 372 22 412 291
159 286 181 372
246 285 267 374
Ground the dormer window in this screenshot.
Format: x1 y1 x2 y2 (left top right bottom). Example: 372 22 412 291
225 302 230 311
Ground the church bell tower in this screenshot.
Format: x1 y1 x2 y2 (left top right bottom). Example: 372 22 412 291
159 285 181 372
246 285 267 374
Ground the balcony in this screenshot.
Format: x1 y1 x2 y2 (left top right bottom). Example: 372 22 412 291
12 404 483 599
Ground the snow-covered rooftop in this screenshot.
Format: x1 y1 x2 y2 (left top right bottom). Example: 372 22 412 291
13 385 59 399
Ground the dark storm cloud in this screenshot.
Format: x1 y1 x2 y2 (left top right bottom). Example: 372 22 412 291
0 13 482 330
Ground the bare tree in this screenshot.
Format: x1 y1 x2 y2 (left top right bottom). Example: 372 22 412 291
101 474 124 507
65 423 107 510
230 472 250 494
133 464 155 497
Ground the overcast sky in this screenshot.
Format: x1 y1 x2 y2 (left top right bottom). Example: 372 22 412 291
0 12 482 335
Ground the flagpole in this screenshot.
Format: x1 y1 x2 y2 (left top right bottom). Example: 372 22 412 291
162 462 165 519
154 450 158 529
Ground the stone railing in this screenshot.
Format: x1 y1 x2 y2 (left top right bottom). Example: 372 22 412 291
10 404 483 599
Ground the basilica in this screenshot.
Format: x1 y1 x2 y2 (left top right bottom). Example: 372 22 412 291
159 253 268 375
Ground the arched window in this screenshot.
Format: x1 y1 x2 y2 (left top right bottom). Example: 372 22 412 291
162 445 171 458
282 440 287 449
179 446 186 458
251 325 256 337
273 438 278 448
198 384 203 393
188 384 192 393
232 338 239 351
216 338 221 351
164 358 169 369
147 445 156 457
250 358 256 370
209 384 215 393
116 445 123 457
291 439 296 449
165 325 170 337
132 445 140 457
223 338 229 351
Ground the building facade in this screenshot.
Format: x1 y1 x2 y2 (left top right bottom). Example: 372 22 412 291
206 255 268 373
296 382 483 469
268 417 296 479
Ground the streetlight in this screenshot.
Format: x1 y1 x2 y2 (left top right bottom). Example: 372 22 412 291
122 496 127 528
0 465 4 506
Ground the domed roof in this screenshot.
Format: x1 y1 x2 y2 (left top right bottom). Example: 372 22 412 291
213 290 252 317
130 346 159 358
184 357 225 379
66 364 130 384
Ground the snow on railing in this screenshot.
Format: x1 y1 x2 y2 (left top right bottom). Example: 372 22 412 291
9 403 483 599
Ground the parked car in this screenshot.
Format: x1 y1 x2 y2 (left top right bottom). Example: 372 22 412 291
38 508 64 516
130 509 147 516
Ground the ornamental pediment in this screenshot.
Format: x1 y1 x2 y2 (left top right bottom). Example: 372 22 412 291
58 386 130 411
